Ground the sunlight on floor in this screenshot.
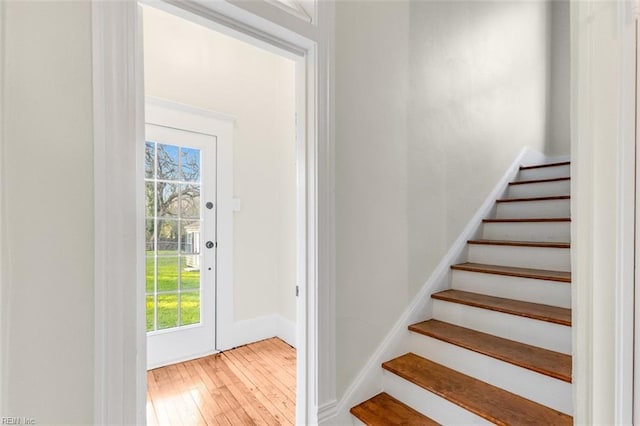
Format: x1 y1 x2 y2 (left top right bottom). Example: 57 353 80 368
146 338 296 425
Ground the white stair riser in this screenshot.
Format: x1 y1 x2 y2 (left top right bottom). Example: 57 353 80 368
383 371 492 425
508 180 570 198
351 417 366 426
452 270 571 308
432 299 572 354
407 333 573 415
482 221 570 242
467 244 571 272
495 199 570 219
518 165 570 181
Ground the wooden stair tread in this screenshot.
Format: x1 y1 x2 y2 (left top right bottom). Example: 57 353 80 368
409 320 572 382
496 195 570 203
509 177 570 185
520 161 570 170
382 353 572 425
451 262 571 282
350 392 440 426
483 217 571 223
467 239 570 249
432 289 571 326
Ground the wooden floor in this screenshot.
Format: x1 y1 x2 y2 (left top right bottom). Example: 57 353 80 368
147 338 296 426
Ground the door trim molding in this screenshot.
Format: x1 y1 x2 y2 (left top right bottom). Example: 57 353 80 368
571 0 637 423
92 1 144 423
614 2 636 423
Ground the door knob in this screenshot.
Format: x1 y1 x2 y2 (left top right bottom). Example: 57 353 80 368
206 241 215 249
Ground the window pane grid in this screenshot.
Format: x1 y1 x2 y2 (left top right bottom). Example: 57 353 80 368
153 156 158 331
149 178 199 185
145 289 200 296
145 140 202 332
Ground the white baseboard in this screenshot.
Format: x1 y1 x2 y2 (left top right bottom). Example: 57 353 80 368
317 400 339 424
148 349 219 370
324 147 549 424
226 313 296 349
227 314 278 348
277 314 297 348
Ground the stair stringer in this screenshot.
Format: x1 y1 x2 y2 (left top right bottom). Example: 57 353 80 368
322 147 552 425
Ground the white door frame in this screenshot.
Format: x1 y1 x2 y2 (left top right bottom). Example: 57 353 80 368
91 0 336 424
571 0 636 423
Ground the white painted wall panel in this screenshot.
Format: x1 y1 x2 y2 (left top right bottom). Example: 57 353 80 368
546 0 570 156
335 0 410 398
2 2 94 423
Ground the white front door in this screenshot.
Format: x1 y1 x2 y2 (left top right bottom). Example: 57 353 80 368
145 123 217 369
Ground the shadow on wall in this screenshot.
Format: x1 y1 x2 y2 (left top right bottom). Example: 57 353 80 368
334 0 571 400
407 0 569 297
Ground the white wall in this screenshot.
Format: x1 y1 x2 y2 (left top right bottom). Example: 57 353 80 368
547 0 570 156
335 0 568 399
142 6 297 331
273 66 298 328
407 0 551 296
2 1 94 423
335 0 410 397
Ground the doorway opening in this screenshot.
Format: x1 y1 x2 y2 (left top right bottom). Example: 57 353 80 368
140 3 304 424
144 112 221 368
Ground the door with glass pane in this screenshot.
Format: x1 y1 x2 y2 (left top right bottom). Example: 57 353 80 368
145 123 217 369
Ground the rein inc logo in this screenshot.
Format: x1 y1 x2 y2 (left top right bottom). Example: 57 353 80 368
1 418 36 425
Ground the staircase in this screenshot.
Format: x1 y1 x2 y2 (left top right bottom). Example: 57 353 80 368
350 161 572 425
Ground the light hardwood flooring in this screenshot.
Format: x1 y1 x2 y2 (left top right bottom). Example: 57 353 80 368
147 338 296 425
